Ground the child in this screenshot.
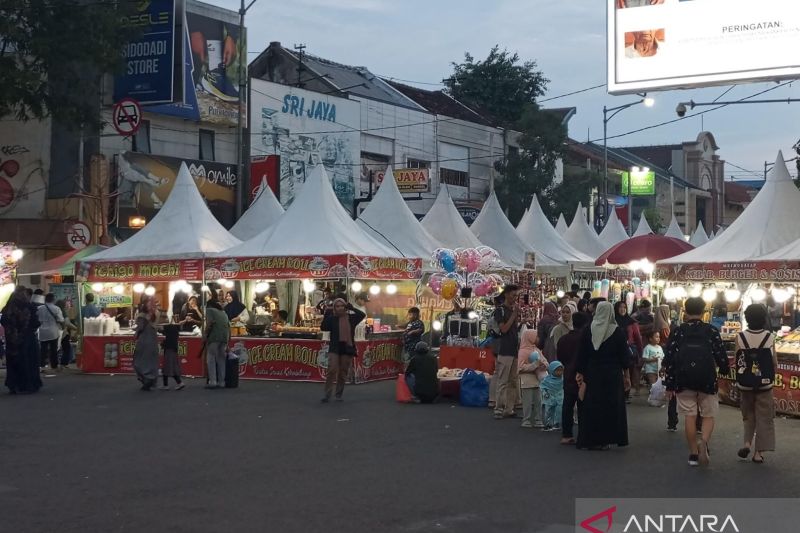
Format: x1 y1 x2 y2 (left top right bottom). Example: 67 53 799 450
160 324 185 391
642 330 664 386
540 361 564 431
402 307 425 363
518 329 546 428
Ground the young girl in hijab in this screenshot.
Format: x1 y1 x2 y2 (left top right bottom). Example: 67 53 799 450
654 304 671 345
536 302 559 351
518 329 547 428
541 361 565 431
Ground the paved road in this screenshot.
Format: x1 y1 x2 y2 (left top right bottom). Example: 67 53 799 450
1 374 799 533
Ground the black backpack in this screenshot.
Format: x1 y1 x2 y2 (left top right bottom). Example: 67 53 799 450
735 331 775 391
675 323 718 391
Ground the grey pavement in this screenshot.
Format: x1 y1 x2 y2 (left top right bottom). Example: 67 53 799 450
1 374 799 533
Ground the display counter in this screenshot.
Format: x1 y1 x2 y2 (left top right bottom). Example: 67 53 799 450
438 345 495 374
80 331 404 384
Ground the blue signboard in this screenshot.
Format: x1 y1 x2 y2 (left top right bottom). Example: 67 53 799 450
113 0 176 105
146 22 200 119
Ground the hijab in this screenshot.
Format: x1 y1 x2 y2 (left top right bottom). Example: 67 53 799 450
224 290 246 320
333 298 353 346
1 287 33 347
540 360 564 397
654 304 671 331
540 302 559 324
614 301 635 328
561 302 578 330
518 328 539 358
591 301 618 350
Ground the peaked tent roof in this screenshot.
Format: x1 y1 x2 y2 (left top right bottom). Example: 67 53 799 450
708 230 716 240
470 192 563 271
689 221 709 247
223 165 400 258
662 152 800 264
86 163 241 261
555 213 568 235
516 195 595 268
229 178 285 241
599 210 629 250
421 186 484 249
357 166 441 259
563 203 607 259
664 216 685 240
633 216 653 237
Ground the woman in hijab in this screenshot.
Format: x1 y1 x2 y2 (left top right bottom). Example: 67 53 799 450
320 298 365 403
133 296 159 391
546 302 578 358
179 295 204 333
654 304 671 345
536 302 559 351
224 290 248 324
615 301 643 399
576 302 631 450
1 287 42 394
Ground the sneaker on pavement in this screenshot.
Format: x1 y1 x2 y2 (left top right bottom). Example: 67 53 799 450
688 454 700 467
533 422 545 428
667 426 677 432
521 421 533 428
174 383 185 391
158 385 170 391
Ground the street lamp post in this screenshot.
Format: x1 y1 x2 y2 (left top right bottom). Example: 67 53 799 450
602 96 654 230
235 0 259 218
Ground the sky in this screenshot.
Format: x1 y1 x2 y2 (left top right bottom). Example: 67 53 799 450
217 0 800 181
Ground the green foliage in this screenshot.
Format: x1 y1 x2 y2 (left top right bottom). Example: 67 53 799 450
545 169 603 224
642 207 663 232
0 0 139 128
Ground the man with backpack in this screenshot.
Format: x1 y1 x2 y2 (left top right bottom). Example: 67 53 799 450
491 284 521 420
663 297 730 467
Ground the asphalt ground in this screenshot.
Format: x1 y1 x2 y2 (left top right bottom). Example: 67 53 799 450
1 373 799 533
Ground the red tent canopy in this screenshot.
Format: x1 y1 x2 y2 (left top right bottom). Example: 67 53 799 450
595 234 694 266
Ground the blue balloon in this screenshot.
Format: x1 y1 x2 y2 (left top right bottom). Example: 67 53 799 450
442 254 456 273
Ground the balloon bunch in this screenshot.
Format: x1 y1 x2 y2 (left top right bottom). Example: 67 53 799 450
428 247 503 299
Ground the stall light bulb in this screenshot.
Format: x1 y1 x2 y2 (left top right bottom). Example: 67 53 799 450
772 288 791 303
351 281 362 292
751 288 766 302
432 320 442 332
201 285 210 293
468 311 478 320
176 280 186 288
664 288 676 302
255 282 269 293
675 287 688 299
724 289 741 303
133 283 145 294
180 283 193 293
302 280 316 294
224 280 235 289
369 284 381 295
628 260 641 272
641 262 655 275
656 279 666 288
689 285 702 298
144 286 156 297
112 284 125 295
92 283 104 293
702 288 717 303
386 283 398 295
11 249 23 261
556 290 565 298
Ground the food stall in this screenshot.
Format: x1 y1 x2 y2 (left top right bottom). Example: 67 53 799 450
0 243 24 308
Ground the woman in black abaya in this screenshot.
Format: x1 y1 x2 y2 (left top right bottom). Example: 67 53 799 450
2 287 42 394
576 301 630 450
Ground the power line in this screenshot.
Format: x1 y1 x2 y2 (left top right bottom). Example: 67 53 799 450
539 83 606 103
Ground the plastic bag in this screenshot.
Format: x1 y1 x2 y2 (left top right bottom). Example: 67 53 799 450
396 374 413 403
648 377 666 407
459 368 489 407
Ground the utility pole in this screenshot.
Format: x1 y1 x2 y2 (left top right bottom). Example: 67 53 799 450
294 43 306 88
235 0 258 218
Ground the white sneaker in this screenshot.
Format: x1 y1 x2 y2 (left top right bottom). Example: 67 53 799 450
521 421 533 428
158 385 170 391
174 383 185 391
533 422 544 429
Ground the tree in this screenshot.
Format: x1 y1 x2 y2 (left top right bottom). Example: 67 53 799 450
0 0 138 128
642 207 663 232
546 169 603 224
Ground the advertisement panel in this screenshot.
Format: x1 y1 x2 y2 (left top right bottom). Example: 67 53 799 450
77 259 204 282
718 357 800 417
608 0 800 94
204 256 350 281
348 256 423 279
117 151 237 227
657 260 800 281
251 79 361 211
375 168 431 193
621 170 655 196
114 0 176 104
81 335 204 376
249 155 280 204
0 122 48 219
146 9 246 126
0 243 17 285
80 283 133 308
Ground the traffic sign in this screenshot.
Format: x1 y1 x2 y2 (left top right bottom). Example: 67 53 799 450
112 98 142 137
66 222 91 250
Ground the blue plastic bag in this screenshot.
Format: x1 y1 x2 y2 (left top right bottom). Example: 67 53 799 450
459 368 489 407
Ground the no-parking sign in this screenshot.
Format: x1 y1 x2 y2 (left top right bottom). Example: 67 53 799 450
112 98 142 137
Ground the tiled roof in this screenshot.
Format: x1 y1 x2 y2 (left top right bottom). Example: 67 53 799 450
619 144 682 171
725 181 756 205
385 81 493 125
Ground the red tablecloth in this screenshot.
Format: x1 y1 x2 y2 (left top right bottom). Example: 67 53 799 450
438 345 495 374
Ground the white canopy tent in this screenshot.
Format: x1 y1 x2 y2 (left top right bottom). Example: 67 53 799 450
563 203 607 259
555 213 568 235
357 166 441 259
664 216 685 240
222 165 400 258
85 162 241 261
229 178 285 241
632 216 653 237
470 192 563 272
598 210 629 250
516 195 595 270
421 186 484 249
662 152 800 265
689 221 710 247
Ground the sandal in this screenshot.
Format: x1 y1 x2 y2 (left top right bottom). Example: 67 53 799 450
737 447 751 460
560 438 576 445
752 455 765 464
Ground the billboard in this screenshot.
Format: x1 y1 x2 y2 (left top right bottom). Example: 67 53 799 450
251 80 360 211
375 168 431 193
114 0 176 104
621 169 656 195
146 8 246 126
608 0 800 94
116 151 237 228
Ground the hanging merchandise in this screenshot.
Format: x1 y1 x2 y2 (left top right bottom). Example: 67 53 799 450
427 247 504 299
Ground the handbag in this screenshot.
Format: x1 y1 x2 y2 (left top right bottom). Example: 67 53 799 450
44 303 65 328
396 374 413 403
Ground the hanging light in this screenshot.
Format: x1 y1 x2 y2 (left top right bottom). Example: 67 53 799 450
133 283 145 294
656 279 666 288
217 278 226 286
369 284 381 295
224 280 235 289
772 288 791 303
702 288 717 303
255 282 270 293
432 320 442 331
664 288 676 302
675 286 688 299
10 249 23 261
689 284 702 298
351 281 363 292
180 283 193 293
787 286 797 295
751 287 767 302
144 286 156 297
112 284 125 295
302 279 316 294
628 260 641 272
91 283 104 293
640 260 655 275
724 288 741 303
468 311 478 320
201 285 211 293
556 290 565 298
386 283 398 295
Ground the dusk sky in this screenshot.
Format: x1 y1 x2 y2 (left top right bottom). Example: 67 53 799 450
221 0 800 180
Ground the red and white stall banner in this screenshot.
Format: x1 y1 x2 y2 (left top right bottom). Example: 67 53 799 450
657 261 800 282
204 255 350 280
80 336 404 384
717 356 800 418
348 255 422 280
77 259 204 282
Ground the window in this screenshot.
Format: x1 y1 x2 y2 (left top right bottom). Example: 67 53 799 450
406 158 430 169
440 168 469 188
199 129 215 161
132 120 151 153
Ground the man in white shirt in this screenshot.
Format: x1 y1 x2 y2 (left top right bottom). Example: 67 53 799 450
37 293 64 374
